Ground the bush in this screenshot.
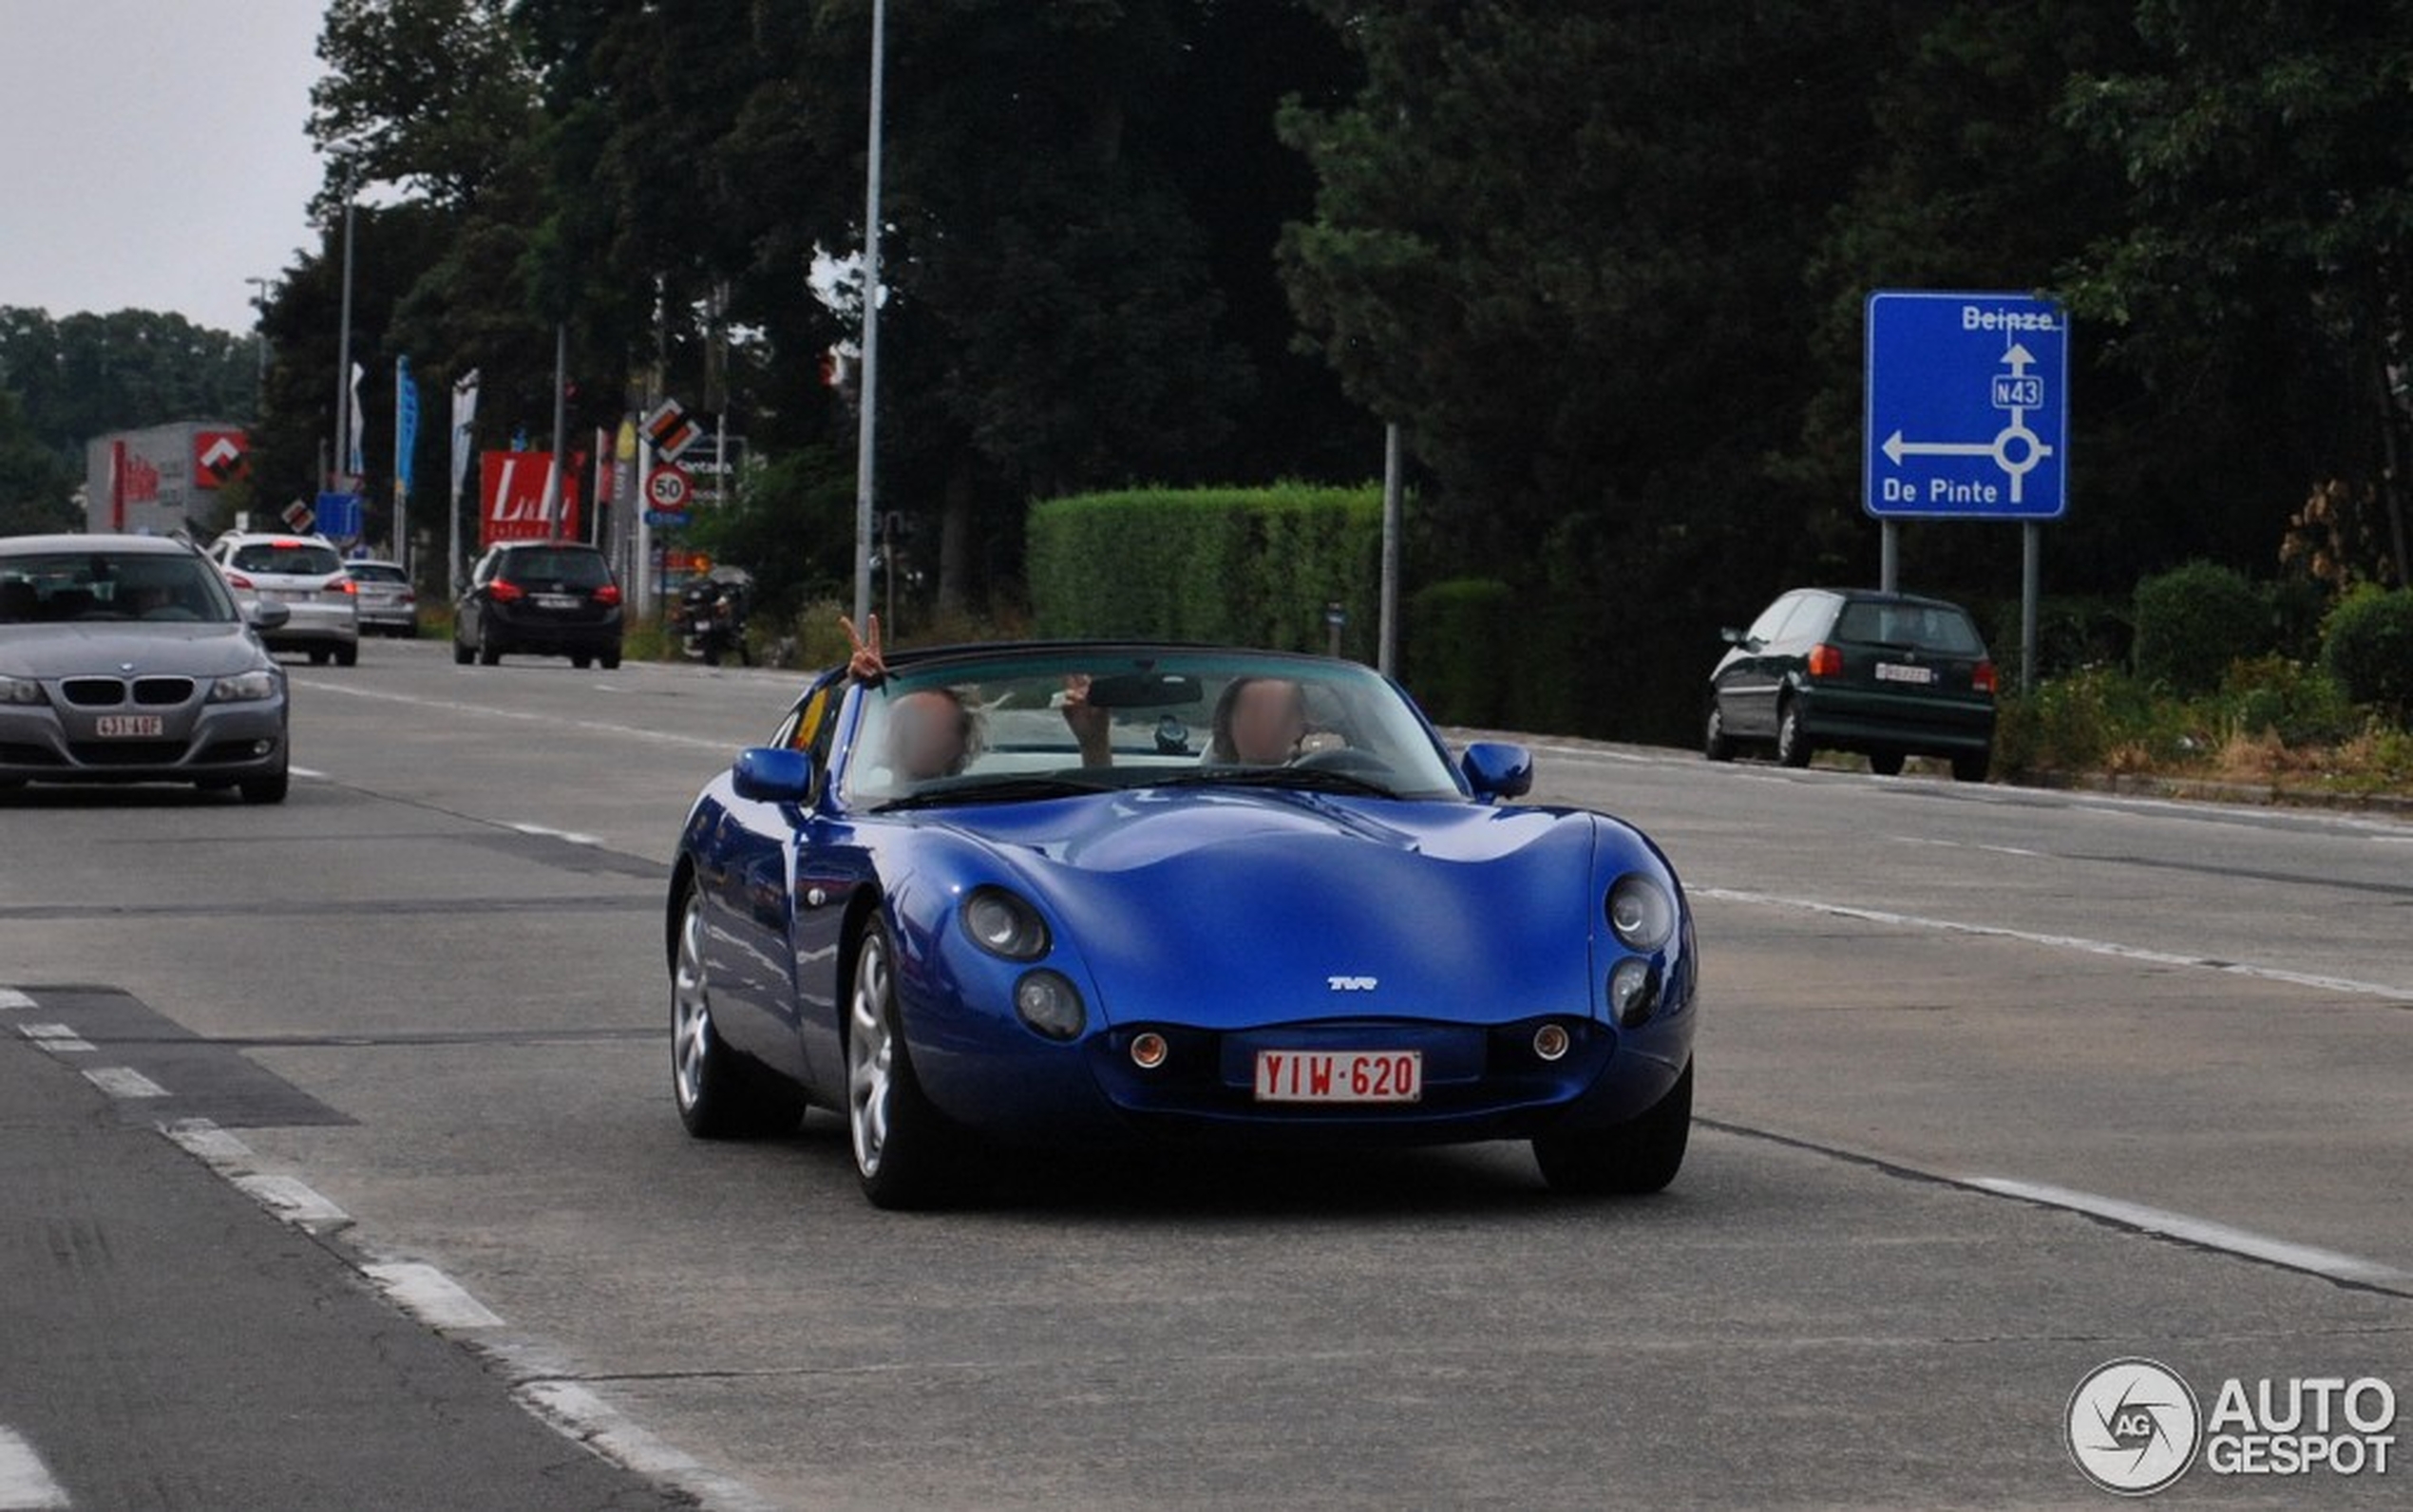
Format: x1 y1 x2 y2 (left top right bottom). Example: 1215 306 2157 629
1993 666 2195 775
2218 656 2361 746
1027 484 1380 655
1402 578 1514 726
2320 584 2413 720
2131 560 2271 694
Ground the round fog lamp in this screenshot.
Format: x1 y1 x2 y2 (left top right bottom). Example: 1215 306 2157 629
1130 1031 1169 1069
1014 969 1085 1041
1532 1023 1570 1062
1608 957 1661 1028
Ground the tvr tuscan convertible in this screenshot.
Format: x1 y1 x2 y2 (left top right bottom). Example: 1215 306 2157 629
666 642 1699 1207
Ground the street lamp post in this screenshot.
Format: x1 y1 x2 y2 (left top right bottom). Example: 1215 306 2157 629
332 184 356 494
852 0 886 629
244 276 273 405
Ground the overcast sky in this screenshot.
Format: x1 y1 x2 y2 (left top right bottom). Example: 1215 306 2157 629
0 1 330 334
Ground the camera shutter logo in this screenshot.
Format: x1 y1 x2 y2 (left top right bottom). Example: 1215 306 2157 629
2067 1358 2202 1496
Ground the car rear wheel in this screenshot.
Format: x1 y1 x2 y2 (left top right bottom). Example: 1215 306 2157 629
1951 750 1991 784
452 636 472 666
1703 703 1735 763
671 885 805 1139
1775 700 1812 767
478 638 502 667
308 648 331 666
334 643 358 668
1868 750 1906 777
846 920 961 1209
600 651 622 671
1533 1058 1692 1196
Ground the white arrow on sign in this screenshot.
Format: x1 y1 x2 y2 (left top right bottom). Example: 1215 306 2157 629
200 437 244 471
1880 339 2054 502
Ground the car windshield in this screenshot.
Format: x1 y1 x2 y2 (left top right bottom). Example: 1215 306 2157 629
348 563 408 584
0 551 240 625
231 540 342 576
1834 600 1984 655
498 549 609 588
840 650 1464 808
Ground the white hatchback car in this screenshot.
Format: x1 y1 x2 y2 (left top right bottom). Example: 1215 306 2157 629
208 532 360 666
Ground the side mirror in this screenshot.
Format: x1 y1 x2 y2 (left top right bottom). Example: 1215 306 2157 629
1461 741 1534 802
732 746 817 804
1720 626 1745 647
248 600 292 631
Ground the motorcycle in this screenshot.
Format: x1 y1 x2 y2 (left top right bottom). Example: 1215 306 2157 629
679 569 754 667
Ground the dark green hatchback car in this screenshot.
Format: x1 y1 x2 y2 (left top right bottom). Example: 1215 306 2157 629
1704 589 1997 781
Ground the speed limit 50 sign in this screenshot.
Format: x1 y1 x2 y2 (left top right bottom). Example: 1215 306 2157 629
646 465 693 510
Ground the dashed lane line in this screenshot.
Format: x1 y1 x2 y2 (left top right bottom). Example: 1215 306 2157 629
0 1426 69 1510
78 1067 167 1099
1967 1178 2409 1289
17 1025 93 1054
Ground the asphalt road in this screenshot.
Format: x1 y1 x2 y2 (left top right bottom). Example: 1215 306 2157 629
3 637 2408 1508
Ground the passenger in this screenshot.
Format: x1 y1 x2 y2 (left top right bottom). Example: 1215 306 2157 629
841 612 980 782
1208 676 1309 765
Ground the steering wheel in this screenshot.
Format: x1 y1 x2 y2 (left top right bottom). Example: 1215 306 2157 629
1291 745 1393 778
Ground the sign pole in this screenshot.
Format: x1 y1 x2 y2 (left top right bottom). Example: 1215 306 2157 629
2021 522 2042 693
1879 521 1898 594
852 0 886 629
1378 422 1402 676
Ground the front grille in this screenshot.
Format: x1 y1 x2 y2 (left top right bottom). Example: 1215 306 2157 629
0 743 65 767
66 740 188 767
133 677 195 706
61 678 124 707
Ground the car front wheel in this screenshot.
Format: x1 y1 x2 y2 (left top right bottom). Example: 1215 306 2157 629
671 885 805 1138
238 765 290 804
846 920 961 1209
1703 703 1735 763
1951 750 1991 784
1533 1059 1693 1196
1775 701 1812 767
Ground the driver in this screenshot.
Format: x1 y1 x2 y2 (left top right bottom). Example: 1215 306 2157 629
1208 676 1309 765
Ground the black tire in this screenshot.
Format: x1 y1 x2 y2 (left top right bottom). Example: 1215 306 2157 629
845 919 964 1209
1534 1059 1693 1196
452 637 473 667
670 885 807 1139
238 766 290 804
1774 699 1812 768
572 654 593 670
334 643 358 668
599 651 622 671
1703 702 1736 763
478 638 502 667
308 648 331 667
1868 750 1906 777
1951 749 1991 784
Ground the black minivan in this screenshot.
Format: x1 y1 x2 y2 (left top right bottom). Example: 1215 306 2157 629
454 541 624 669
1705 589 1995 781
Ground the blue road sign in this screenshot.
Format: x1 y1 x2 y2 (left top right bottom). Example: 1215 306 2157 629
314 491 363 539
1865 291 2068 520
643 509 690 529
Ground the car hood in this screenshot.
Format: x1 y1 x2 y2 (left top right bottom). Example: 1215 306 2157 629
0 622 270 680
915 788 1603 1030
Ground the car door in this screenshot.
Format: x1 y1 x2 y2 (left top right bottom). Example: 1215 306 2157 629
1719 592 1806 738
460 549 498 644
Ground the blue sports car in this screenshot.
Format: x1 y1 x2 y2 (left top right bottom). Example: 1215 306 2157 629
667 642 1698 1207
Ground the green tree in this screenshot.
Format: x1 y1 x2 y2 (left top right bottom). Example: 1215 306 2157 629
0 388 76 535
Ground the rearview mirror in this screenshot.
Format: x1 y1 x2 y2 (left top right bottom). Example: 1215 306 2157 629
1082 672 1203 709
732 747 817 803
247 600 292 632
1462 742 1533 802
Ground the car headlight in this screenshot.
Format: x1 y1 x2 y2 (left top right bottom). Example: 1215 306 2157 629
1608 956 1662 1028
0 673 46 706
1014 970 1086 1040
962 886 1051 960
1606 874 1676 952
209 670 281 704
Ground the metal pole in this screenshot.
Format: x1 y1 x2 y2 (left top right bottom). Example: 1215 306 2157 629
1378 422 1402 677
2021 521 2042 693
852 0 886 628
391 358 406 569
244 277 272 405
544 323 568 538
332 191 355 492
1879 520 1898 594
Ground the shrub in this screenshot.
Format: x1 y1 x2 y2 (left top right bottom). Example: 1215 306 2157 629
2218 656 2360 747
1402 578 1514 726
2131 560 2270 694
2320 584 2413 719
1027 484 1380 655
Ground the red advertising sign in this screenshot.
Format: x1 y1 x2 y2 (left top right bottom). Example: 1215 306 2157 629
193 429 250 488
479 451 583 546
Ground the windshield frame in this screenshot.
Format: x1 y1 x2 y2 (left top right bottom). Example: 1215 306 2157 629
826 646 1470 813
0 548 243 626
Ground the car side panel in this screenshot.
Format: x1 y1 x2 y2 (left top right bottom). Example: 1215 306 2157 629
686 790 810 1083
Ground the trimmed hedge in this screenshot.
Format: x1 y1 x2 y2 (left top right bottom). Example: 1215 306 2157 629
2321 584 2413 718
2131 560 2270 694
1403 577 1514 726
1027 484 1380 655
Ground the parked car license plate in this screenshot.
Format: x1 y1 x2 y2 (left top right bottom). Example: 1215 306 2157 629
93 715 164 738
536 594 580 610
1874 663 1935 685
1254 1049 1422 1104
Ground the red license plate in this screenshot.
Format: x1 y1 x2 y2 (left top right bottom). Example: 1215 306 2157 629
1254 1049 1422 1104
93 715 164 738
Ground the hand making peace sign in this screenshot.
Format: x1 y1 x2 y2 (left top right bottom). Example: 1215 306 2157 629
840 612 886 685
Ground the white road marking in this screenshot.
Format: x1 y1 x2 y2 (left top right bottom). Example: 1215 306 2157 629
160 1118 256 1168
230 1174 351 1231
1968 1178 2409 1288
362 1261 504 1331
1694 886 2413 1001
517 1381 786 1512
0 990 34 1011
289 678 732 752
80 1067 166 1099
19 1025 94 1054
291 765 329 780
0 1425 70 1509
509 822 606 848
